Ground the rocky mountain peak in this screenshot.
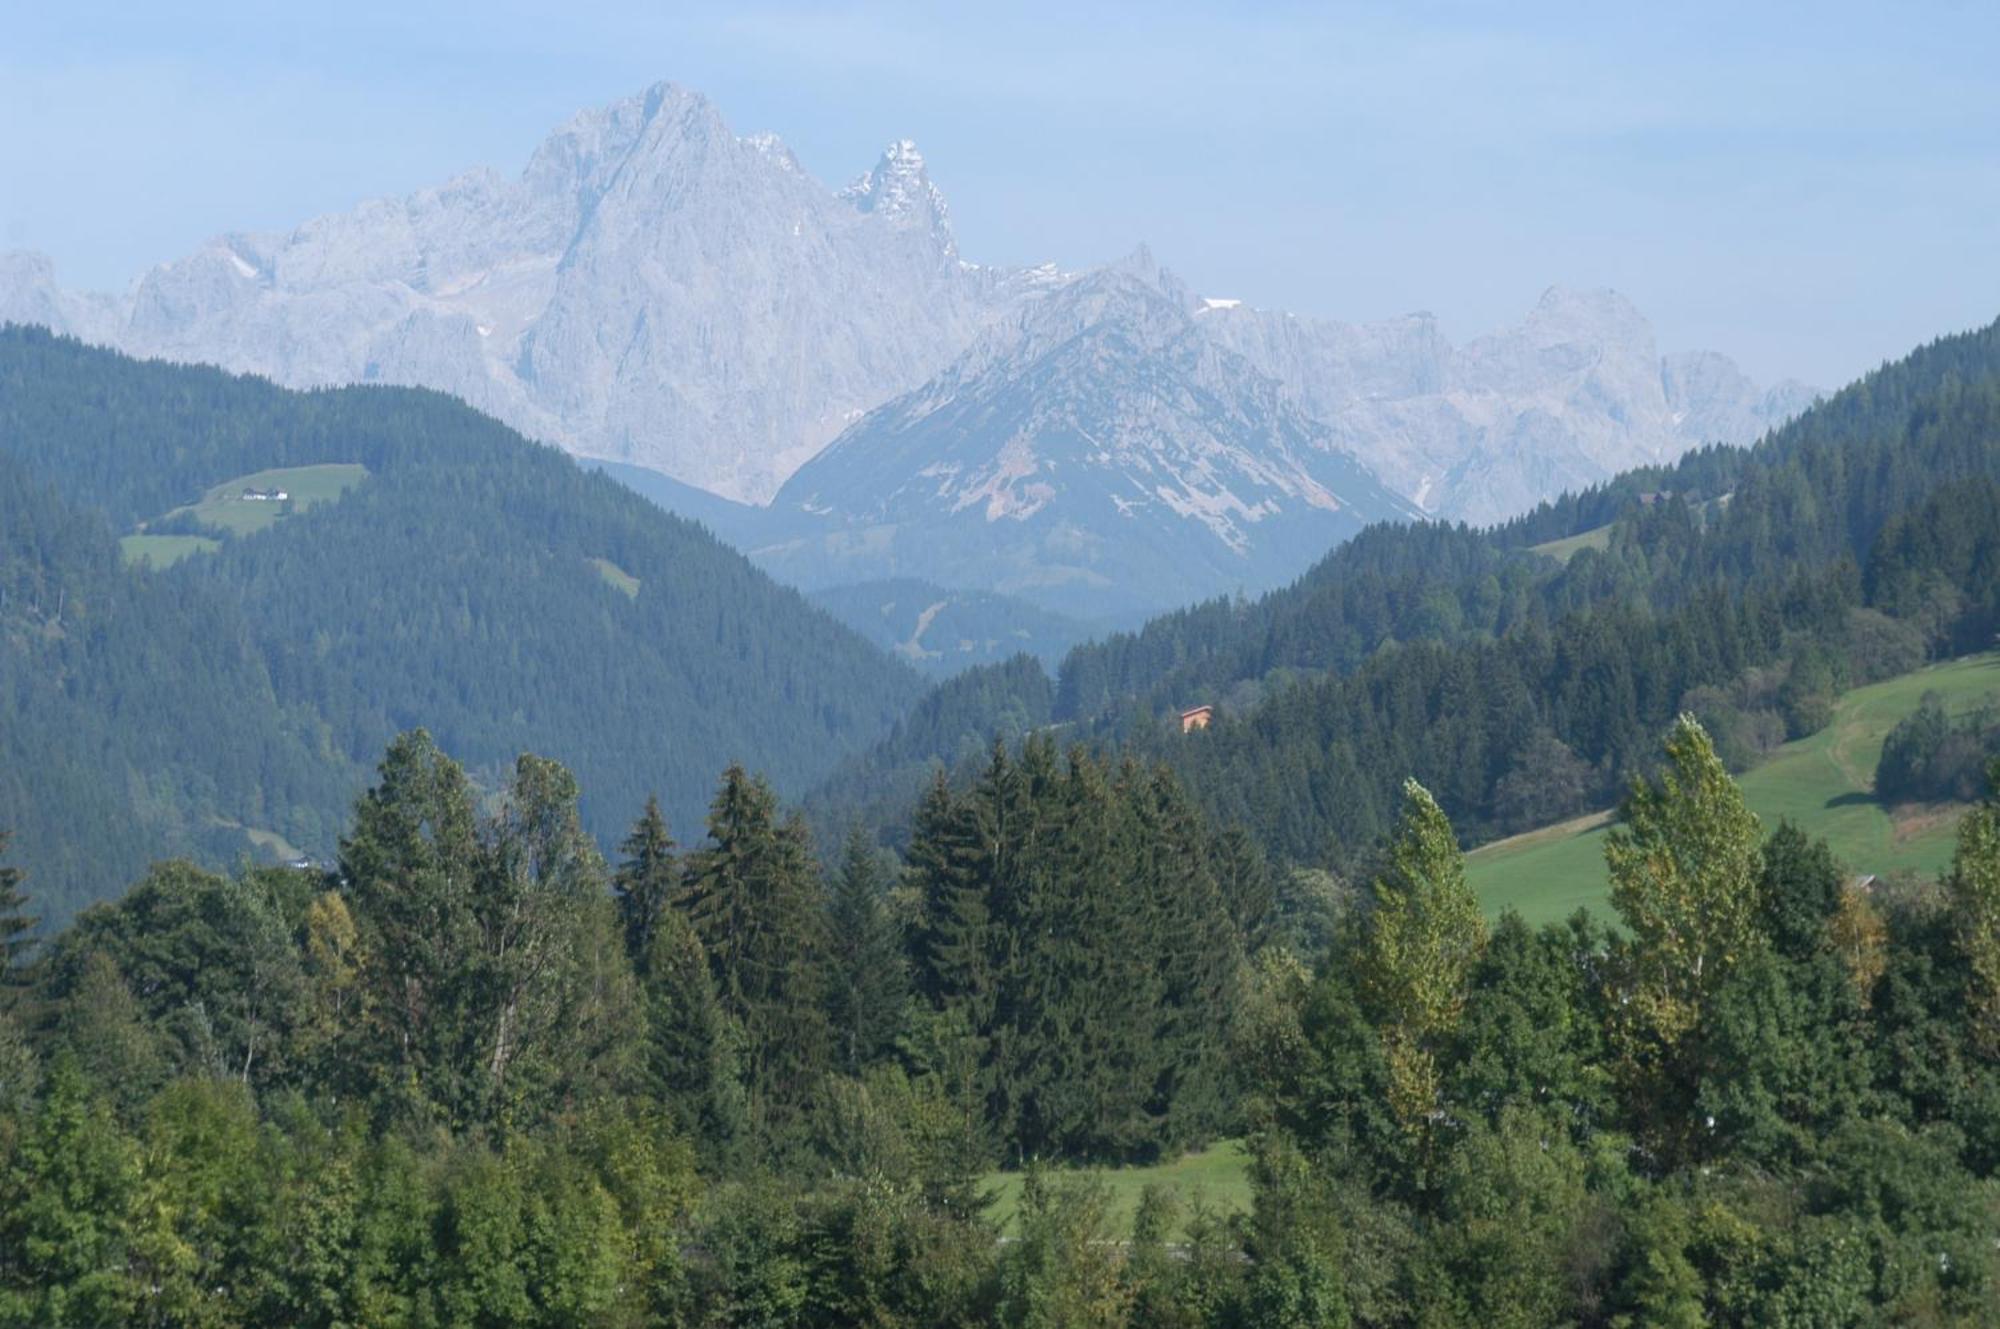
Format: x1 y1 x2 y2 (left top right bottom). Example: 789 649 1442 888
840 139 953 250
1523 284 1653 348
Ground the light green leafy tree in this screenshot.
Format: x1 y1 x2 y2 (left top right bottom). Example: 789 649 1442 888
1361 779 1487 1135
1949 761 2000 1054
1607 715 1765 1052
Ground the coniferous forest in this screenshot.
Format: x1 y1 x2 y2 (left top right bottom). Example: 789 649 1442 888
0 327 922 924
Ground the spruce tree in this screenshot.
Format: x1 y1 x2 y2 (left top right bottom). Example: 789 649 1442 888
613 796 679 967
1212 826 1276 955
679 765 831 1134
0 833 35 996
907 768 999 1031
1132 766 1242 1150
826 825 907 1075
641 906 748 1158
337 729 482 1123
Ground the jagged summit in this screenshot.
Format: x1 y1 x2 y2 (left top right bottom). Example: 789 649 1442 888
840 139 953 248
0 82 1048 503
757 249 1419 617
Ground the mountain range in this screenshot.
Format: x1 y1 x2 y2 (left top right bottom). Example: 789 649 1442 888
1 79 1817 614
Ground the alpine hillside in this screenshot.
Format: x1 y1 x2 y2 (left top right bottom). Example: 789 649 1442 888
0 327 923 924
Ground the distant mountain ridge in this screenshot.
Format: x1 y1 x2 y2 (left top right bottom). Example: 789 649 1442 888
749 254 1423 617
3 78 1813 542
1198 286 1820 524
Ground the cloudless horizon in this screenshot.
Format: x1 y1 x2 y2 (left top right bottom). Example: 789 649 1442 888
4 0 1996 388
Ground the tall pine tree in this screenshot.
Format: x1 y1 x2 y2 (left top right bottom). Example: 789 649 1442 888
0 833 34 999
613 796 679 967
825 826 907 1075
679 765 831 1137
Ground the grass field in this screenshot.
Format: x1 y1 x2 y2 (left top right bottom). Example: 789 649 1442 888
982 1140 1252 1238
118 533 223 568
174 463 370 536
1529 523 1613 563
1466 653 2000 925
590 557 641 599
124 464 369 567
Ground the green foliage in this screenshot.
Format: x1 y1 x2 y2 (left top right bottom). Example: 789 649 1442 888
3 715 2000 1322
1360 782 1487 1137
827 826 909 1075
1878 690 2000 804
612 794 678 964
1608 716 1765 1049
0 1053 144 1326
1951 793 2000 1055
996 1170 1131 1329
905 740 1253 1164
336 733 639 1130
0 834 33 997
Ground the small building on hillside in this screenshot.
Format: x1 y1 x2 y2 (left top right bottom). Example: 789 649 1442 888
1180 704 1214 734
241 487 290 502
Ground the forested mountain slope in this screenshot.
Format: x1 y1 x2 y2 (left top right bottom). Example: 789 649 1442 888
821 316 2000 867
0 327 921 922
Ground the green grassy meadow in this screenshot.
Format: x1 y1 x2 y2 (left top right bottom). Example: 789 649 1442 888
982 1140 1252 1238
124 464 371 566
1467 653 2000 925
591 557 641 599
118 533 223 568
176 463 370 536
1528 522 1614 563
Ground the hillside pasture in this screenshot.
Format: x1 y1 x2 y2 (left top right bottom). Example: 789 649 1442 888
1467 653 2000 925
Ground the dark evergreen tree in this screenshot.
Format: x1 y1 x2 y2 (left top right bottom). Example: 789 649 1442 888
0 833 34 995
613 795 679 966
825 826 907 1075
679 764 832 1136
640 906 747 1161
337 729 483 1123
336 732 636 1128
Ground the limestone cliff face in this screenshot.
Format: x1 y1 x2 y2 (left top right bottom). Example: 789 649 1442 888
7 83 1037 503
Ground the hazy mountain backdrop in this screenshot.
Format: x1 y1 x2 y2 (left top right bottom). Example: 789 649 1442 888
1 79 1817 615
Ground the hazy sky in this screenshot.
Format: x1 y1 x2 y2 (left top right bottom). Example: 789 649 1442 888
3 0 1994 387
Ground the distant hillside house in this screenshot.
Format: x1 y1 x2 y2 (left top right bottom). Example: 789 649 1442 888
1180 704 1214 733
241 487 289 502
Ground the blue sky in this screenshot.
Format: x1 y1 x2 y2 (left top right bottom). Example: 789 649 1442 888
3 0 1994 387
